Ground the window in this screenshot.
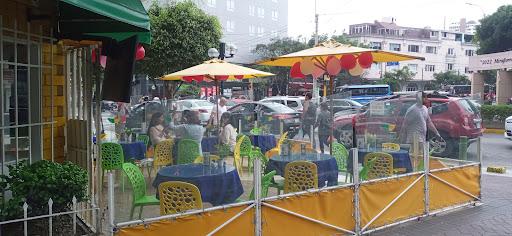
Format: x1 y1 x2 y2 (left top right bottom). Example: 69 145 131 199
226 21 235 32
370 63 380 70
407 64 418 73
272 10 278 21
387 64 399 71
408 45 419 52
430 101 448 115
465 50 475 56
271 29 278 38
370 42 381 49
426 46 437 54
424 83 436 91
447 63 454 71
406 83 418 92
465 67 472 74
369 101 398 117
431 31 439 37
249 5 255 16
389 43 401 51
425 65 435 72
399 100 417 116
287 101 299 108
442 32 447 37
448 48 454 55
257 8 265 18
249 25 256 36
257 27 265 37
207 0 216 7
226 0 234 11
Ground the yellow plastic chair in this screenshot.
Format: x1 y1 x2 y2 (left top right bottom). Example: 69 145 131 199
283 161 318 194
158 181 203 216
291 141 312 153
276 132 289 154
116 133 121 140
363 152 394 180
382 143 400 151
265 148 280 160
194 155 220 163
233 137 244 177
305 148 318 153
101 133 107 140
154 139 174 174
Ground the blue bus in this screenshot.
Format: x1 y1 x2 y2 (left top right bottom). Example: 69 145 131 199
335 85 391 103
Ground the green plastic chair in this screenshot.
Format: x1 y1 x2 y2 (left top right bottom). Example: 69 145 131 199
135 134 152 180
236 170 276 202
359 157 378 181
250 128 261 135
101 143 125 193
419 149 435 171
236 134 245 142
247 151 268 176
240 135 253 167
332 142 350 182
177 139 201 165
122 163 160 220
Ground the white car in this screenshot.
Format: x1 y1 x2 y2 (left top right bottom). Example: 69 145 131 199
260 96 305 112
505 116 512 141
175 100 214 125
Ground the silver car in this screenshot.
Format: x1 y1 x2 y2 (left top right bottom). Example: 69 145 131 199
175 100 214 125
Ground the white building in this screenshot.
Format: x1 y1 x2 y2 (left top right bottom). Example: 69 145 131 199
448 18 478 35
145 0 288 64
345 19 478 91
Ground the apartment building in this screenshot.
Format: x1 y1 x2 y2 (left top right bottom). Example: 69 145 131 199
345 19 478 91
449 18 478 34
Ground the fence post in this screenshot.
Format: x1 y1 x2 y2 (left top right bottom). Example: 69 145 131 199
72 196 77 235
423 142 430 216
253 157 262 236
108 173 115 234
48 198 53 236
477 136 482 199
23 202 28 236
351 148 360 235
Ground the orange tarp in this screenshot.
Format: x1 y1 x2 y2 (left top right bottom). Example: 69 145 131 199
429 165 480 211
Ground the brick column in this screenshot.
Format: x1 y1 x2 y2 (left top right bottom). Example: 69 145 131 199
471 72 485 104
496 70 512 105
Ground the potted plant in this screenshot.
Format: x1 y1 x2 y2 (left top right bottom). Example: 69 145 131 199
216 144 231 165
124 128 133 141
281 138 295 156
365 132 377 150
259 125 270 135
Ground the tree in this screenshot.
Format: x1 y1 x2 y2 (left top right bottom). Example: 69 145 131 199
136 1 222 97
431 71 470 89
178 83 201 98
377 67 415 92
307 34 368 48
474 5 512 54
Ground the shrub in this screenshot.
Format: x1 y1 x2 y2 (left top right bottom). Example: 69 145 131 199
481 105 512 121
0 160 89 218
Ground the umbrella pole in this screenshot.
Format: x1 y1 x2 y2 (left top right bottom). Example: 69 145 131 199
215 78 220 136
329 75 334 154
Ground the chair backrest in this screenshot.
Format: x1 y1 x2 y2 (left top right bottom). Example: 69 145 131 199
332 142 349 171
277 132 289 152
178 139 201 165
101 143 124 170
194 155 220 163
136 135 150 150
382 143 400 151
154 139 174 167
249 151 268 169
236 134 245 142
284 161 318 194
122 163 147 202
265 148 279 160
359 157 378 181
305 148 318 153
240 136 252 156
291 141 312 153
249 170 276 200
364 152 394 180
250 128 261 135
158 181 203 215
233 137 244 176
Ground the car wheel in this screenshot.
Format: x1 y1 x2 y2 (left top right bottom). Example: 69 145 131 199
428 131 454 157
337 126 353 148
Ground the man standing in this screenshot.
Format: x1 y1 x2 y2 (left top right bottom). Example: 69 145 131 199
209 97 228 127
316 102 330 153
301 93 317 141
115 102 127 136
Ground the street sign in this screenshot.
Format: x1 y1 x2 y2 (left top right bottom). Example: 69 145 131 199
386 61 399 66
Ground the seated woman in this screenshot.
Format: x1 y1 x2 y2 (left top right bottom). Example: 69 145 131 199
169 111 205 155
148 112 170 146
219 112 237 152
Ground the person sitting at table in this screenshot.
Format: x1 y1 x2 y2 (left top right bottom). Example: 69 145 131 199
219 112 237 151
148 112 170 146
169 111 205 155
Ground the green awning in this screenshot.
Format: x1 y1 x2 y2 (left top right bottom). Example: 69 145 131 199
59 0 151 44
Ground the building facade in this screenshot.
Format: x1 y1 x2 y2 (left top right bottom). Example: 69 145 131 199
449 18 478 34
345 19 478 91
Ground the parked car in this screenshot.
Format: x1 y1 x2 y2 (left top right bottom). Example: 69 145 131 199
319 99 363 114
333 94 484 157
125 101 164 131
260 96 305 112
101 101 118 112
174 99 214 125
226 99 251 109
227 102 301 136
505 116 512 141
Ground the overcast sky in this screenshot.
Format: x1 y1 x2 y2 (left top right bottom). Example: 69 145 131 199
288 0 509 39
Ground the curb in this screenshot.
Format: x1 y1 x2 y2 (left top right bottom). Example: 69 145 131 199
484 129 505 134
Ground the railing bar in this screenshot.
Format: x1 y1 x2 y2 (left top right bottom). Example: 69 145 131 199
361 215 423 235
0 208 99 225
262 183 355 202
0 121 57 129
205 204 255 236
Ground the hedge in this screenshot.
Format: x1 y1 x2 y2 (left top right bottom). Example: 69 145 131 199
481 105 512 121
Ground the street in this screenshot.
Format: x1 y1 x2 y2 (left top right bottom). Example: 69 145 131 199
480 133 512 175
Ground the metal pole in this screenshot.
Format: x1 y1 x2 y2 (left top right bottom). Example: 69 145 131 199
94 45 103 232
352 148 360 235
254 157 262 236
477 136 482 199
329 75 334 154
107 173 115 234
423 141 430 216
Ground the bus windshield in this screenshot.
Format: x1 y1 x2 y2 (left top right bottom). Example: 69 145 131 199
335 85 391 104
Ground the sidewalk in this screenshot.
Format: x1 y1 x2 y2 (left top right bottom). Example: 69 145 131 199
373 173 512 236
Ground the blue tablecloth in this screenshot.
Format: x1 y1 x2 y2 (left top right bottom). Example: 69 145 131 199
265 153 339 187
117 141 146 162
250 135 277 155
152 163 244 205
347 148 412 174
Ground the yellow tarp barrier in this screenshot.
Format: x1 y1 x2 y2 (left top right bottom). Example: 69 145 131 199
262 187 355 236
429 165 480 211
117 205 254 236
359 174 425 229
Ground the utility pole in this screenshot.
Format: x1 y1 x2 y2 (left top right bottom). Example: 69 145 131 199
313 0 319 100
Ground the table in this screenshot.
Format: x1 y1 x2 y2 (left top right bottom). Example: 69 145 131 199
152 163 244 205
117 141 146 162
265 153 339 187
347 148 413 174
250 135 277 155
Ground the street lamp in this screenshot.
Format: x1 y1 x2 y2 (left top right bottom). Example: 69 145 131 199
466 2 486 17
208 42 238 95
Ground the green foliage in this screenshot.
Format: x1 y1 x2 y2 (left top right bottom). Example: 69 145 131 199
281 139 295 150
307 34 368 48
136 1 222 79
376 66 415 92
474 5 512 54
178 83 201 98
431 71 470 89
481 105 512 121
216 144 231 159
0 161 89 218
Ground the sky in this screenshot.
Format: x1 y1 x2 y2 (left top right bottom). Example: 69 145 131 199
288 0 510 39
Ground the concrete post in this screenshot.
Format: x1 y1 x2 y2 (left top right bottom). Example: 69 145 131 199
496 70 512 105
471 72 485 104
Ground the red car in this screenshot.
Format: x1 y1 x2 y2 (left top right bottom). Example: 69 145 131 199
333 94 483 157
